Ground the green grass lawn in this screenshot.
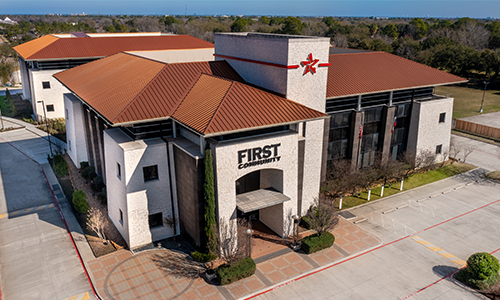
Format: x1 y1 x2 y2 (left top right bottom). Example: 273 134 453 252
340 163 476 209
435 85 500 119
485 171 500 181
0 95 7 115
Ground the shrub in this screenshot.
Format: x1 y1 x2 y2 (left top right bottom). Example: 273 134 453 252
191 251 217 263
82 166 97 180
301 232 335 254
216 257 256 285
91 175 105 192
80 161 90 169
72 190 89 213
456 252 500 290
52 154 68 177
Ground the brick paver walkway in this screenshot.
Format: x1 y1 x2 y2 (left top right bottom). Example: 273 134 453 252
87 218 381 300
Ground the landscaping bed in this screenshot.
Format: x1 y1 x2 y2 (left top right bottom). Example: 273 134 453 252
216 257 256 285
301 232 335 254
339 162 476 209
53 154 127 257
486 171 500 182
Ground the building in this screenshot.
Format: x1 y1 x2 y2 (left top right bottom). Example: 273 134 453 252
54 33 466 249
13 32 214 121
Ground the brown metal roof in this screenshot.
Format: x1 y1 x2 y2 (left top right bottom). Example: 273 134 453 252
14 35 214 60
54 53 165 123
326 52 467 98
173 74 327 135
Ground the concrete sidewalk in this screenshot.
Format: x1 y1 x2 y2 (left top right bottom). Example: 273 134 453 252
85 218 380 300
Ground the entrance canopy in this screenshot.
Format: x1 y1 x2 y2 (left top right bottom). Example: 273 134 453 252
236 188 290 213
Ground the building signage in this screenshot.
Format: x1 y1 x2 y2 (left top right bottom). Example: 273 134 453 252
237 143 281 169
301 53 331 75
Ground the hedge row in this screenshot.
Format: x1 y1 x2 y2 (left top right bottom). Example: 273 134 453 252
301 232 335 254
216 257 256 285
191 251 217 263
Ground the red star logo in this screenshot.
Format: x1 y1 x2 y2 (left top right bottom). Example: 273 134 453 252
302 53 319 75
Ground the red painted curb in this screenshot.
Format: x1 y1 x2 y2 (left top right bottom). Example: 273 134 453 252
0 137 101 300
244 197 500 300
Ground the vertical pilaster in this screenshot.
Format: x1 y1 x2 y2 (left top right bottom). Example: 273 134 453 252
380 106 396 164
349 110 364 171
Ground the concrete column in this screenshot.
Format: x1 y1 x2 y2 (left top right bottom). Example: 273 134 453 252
83 108 96 168
380 106 396 164
320 116 330 182
349 110 364 171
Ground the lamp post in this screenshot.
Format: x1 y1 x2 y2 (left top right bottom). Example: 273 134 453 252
37 100 52 156
480 81 489 113
292 214 300 250
246 228 253 258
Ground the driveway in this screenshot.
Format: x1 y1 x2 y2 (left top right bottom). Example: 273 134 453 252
0 130 93 299
254 168 500 299
451 133 500 171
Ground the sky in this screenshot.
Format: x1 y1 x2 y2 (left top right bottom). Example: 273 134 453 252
2 0 500 19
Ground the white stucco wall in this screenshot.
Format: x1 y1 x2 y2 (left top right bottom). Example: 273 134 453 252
214 33 330 113
104 129 175 248
213 131 300 238
30 69 69 120
64 93 88 168
407 97 454 164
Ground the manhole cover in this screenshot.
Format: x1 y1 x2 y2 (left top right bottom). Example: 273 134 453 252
339 211 357 220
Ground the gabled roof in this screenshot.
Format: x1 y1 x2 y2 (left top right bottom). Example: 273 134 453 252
173 74 326 135
54 53 244 125
326 51 467 98
14 34 214 61
54 53 326 135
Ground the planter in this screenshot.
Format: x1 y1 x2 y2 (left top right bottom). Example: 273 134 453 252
205 269 216 281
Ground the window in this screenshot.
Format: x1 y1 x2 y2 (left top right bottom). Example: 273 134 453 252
66 108 69 120
149 213 163 228
439 113 446 123
119 209 123 225
436 144 442 154
68 140 71 151
143 165 158 182
46 104 55 112
117 163 121 179
302 122 307 137
42 81 51 89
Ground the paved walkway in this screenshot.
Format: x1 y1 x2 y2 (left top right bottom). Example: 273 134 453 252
85 218 380 300
0 130 93 300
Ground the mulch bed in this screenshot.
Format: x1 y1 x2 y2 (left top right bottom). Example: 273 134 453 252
63 154 127 257
481 280 500 299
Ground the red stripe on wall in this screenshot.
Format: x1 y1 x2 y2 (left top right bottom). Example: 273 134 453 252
214 54 300 69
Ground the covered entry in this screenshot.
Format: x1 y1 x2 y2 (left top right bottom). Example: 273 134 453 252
235 169 289 237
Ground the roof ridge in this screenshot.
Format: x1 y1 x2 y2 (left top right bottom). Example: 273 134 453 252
111 61 168 123
202 79 235 134
329 51 383 57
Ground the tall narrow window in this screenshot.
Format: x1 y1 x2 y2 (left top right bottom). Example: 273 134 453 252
439 113 446 123
119 209 123 225
436 144 442 154
117 162 121 179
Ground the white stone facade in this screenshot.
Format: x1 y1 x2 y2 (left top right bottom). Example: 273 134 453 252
104 129 175 248
407 97 454 164
29 69 69 120
64 93 88 168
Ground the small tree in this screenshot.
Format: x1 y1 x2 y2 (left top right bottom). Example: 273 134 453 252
87 207 108 242
457 252 500 290
72 190 89 213
303 195 339 237
217 218 249 267
204 148 217 255
449 141 462 163
463 145 474 163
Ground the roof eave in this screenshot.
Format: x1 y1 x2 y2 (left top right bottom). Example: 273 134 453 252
202 115 329 138
326 80 468 100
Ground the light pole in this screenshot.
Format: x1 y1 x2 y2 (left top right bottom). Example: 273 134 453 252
246 228 253 258
292 214 300 249
480 81 489 113
37 100 52 156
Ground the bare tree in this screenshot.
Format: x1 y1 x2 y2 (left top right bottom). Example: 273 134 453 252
449 141 462 163
303 195 339 237
463 145 474 163
87 207 108 242
217 218 249 266
454 22 490 51
418 149 437 171
331 33 348 48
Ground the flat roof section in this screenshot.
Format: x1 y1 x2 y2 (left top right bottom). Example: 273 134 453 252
236 188 290 214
